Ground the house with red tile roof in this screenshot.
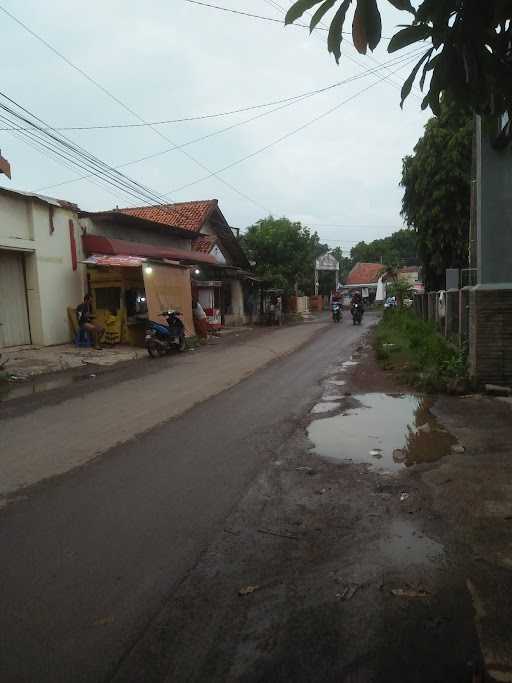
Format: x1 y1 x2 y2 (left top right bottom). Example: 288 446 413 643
343 262 385 302
345 262 385 287
78 199 254 335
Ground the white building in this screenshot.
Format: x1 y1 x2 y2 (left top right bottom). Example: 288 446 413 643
0 187 84 348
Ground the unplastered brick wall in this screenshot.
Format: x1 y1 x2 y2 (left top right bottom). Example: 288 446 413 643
470 288 512 385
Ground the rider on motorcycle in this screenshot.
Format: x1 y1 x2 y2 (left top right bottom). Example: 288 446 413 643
351 291 365 321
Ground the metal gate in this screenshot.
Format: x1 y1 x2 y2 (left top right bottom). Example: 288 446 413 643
0 250 31 347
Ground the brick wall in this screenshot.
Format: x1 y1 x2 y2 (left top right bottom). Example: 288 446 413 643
469 288 512 385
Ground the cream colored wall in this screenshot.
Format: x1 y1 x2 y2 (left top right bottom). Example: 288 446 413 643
33 205 85 345
0 191 85 346
0 191 33 243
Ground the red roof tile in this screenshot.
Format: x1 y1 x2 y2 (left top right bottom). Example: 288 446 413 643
118 200 218 233
192 235 215 254
346 262 385 285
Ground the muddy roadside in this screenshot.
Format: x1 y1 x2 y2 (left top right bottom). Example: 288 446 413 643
112 332 502 683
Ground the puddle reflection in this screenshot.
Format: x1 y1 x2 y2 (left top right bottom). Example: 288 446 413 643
307 393 454 471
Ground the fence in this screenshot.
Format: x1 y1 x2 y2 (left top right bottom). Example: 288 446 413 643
414 287 472 346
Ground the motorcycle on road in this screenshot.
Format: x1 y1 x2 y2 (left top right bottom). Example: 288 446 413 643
351 303 363 325
332 303 342 323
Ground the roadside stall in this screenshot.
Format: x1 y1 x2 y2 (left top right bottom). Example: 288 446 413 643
83 255 194 345
81 233 217 345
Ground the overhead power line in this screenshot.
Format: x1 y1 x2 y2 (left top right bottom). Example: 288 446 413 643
184 0 393 39
0 2 271 214
35 47 422 194
266 0 421 100
0 92 218 224
0 48 420 134
162 54 419 196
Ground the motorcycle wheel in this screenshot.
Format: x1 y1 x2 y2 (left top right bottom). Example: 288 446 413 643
147 340 166 358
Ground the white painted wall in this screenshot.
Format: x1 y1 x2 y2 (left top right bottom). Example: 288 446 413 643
0 189 84 347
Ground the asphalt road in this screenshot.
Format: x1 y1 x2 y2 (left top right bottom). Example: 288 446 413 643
0 318 369 683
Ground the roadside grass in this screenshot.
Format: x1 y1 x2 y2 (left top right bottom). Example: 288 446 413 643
375 309 468 392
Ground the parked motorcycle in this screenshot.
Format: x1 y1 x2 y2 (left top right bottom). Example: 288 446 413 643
332 303 342 323
351 303 363 325
145 310 186 357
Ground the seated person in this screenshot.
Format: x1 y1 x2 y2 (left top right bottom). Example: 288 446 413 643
76 294 105 350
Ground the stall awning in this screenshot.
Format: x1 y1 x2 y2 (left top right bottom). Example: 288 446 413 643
83 254 146 267
82 234 217 265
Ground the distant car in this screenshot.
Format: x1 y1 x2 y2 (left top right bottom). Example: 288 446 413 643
384 296 397 309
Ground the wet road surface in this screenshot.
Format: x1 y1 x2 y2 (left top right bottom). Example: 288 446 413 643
0 318 370 683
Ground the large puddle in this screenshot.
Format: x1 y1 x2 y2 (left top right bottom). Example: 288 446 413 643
307 393 455 471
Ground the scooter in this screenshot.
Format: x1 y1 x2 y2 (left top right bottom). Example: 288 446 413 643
332 303 342 323
145 310 186 357
351 303 363 325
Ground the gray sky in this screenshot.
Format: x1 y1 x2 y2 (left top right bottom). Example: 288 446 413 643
0 0 429 255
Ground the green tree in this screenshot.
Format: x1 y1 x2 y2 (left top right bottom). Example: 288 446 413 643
350 229 417 266
285 1 512 122
241 216 323 295
400 99 472 290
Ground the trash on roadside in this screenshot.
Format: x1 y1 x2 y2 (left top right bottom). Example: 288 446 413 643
417 423 432 433
296 466 313 472
400 492 409 502
336 584 360 601
239 585 260 596
89 374 96 378
451 444 465 454
391 587 430 598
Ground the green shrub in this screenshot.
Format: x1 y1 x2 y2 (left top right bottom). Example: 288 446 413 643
375 309 468 392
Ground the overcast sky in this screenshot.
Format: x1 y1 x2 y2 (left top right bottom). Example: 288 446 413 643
0 0 429 255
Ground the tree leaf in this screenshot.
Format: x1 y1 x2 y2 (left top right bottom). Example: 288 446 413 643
360 0 382 51
419 47 435 90
388 24 431 53
310 0 337 32
352 1 368 54
386 0 415 13
285 0 324 25
327 0 352 63
400 49 433 108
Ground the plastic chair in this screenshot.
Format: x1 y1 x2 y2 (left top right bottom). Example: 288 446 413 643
75 327 92 347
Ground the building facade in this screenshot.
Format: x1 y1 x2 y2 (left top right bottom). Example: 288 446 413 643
0 187 84 348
